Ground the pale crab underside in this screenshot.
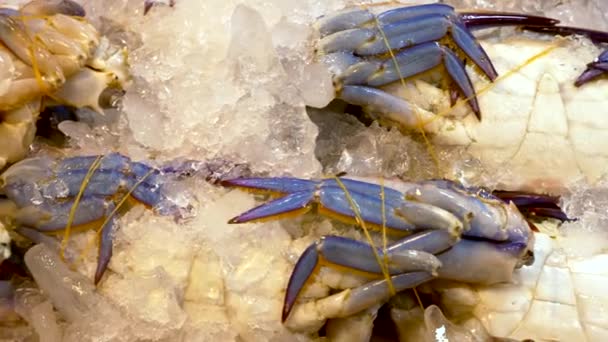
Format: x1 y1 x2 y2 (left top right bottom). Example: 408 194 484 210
0 0 129 170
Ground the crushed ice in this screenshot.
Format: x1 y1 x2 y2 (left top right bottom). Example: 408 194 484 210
3 0 608 341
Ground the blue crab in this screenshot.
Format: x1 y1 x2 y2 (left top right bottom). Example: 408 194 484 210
222 176 568 330
313 3 563 125
0 153 249 284
313 3 608 133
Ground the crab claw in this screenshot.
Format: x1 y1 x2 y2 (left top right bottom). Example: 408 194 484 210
459 11 559 29
222 177 464 236
492 190 574 222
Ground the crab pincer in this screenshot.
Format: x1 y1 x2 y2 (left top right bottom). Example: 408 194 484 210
315 3 562 127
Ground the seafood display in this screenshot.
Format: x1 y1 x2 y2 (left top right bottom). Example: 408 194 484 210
1 0 608 341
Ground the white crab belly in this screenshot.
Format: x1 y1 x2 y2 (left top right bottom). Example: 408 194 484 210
426 36 608 193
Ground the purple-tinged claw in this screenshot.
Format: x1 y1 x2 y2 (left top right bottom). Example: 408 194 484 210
491 190 560 208
520 207 574 222
460 12 559 29
523 26 608 44
221 177 317 195
492 190 574 222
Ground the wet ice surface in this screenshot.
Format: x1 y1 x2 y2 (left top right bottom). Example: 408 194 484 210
3 0 608 341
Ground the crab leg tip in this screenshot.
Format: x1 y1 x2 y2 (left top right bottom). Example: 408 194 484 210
94 215 117 285
283 243 319 322
461 12 560 29
227 191 315 223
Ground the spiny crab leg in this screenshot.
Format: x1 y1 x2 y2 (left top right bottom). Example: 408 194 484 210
316 3 563 123
523 25 608 86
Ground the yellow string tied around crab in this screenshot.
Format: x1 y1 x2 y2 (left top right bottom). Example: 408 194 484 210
60 155 103 262
333 176 397 296
369 10 442 177
75 167 156 277
18 12 65 104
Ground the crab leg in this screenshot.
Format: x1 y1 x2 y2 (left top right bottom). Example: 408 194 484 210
289 272 433 328
318 4 561 76
492 189 573 221
13 198 117 284
223 177 464 236
459 12 559 28
315 4 566 123
283 230 457 322
338 41 481 118
283 234 446 320
575 49 608 86
95 213 116 284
